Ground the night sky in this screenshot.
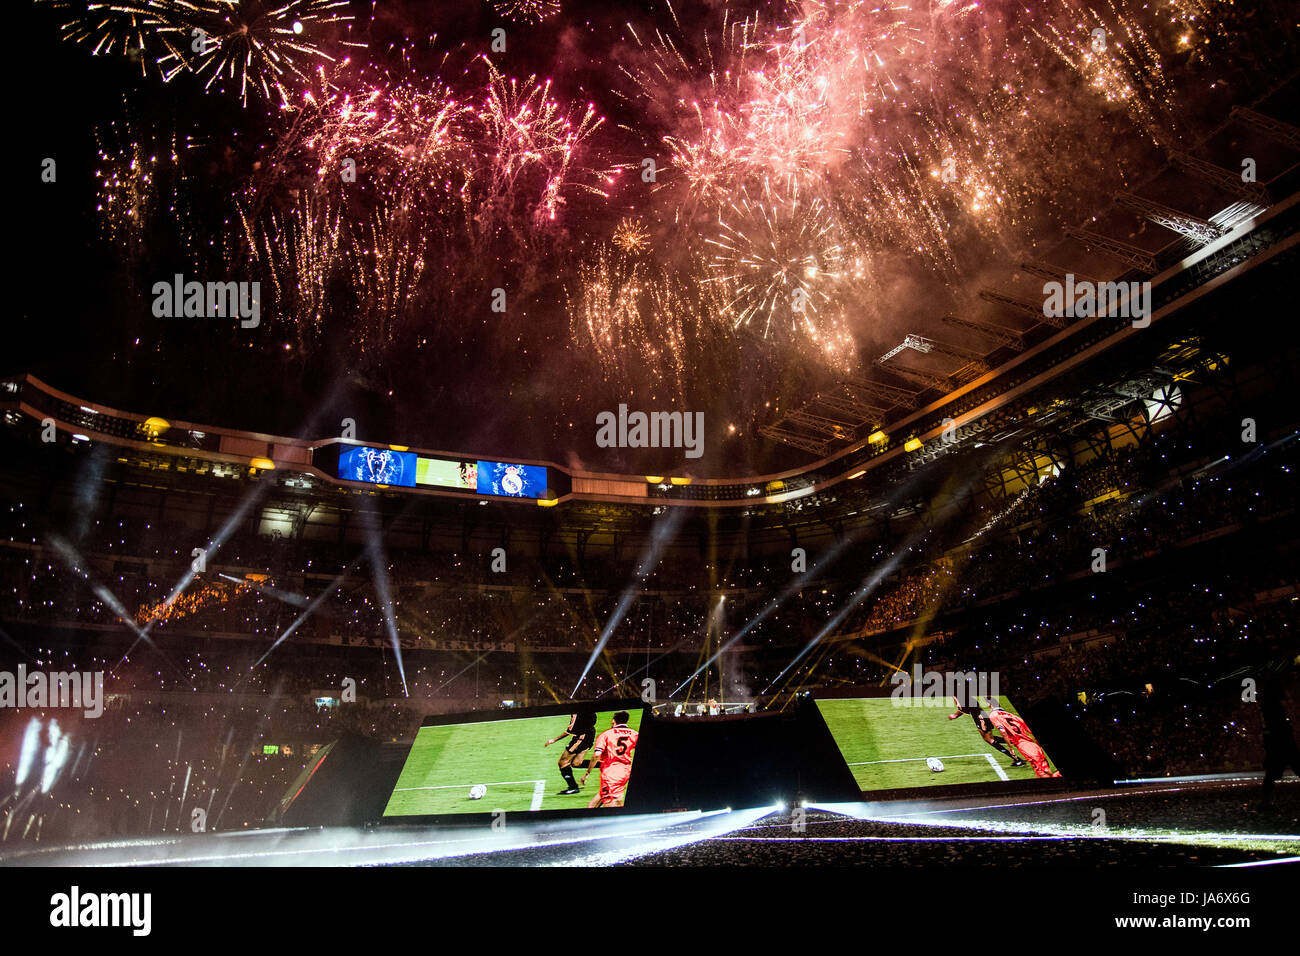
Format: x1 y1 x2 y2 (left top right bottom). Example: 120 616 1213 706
13 1 1298 474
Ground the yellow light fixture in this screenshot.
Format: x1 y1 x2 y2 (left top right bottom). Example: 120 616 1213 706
645 476 664 484
250 457 275 470
903 437 923 452
669 476 691 486
867 430 887 444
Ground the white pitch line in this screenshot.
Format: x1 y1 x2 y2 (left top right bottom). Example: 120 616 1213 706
1218 856 1300 868
849 753 994 765
849 753 1010 781
983 753 1009 781
531 780 545 811
393 779 548 794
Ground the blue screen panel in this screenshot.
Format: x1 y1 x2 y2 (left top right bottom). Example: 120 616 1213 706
338 446 418 487
476 461 547 498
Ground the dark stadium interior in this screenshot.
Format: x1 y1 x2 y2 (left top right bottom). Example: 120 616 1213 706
3 0 1299 876
2 293 1297 848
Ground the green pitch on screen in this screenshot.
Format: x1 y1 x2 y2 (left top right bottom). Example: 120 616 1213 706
816 697 1059 791
384 710 643 816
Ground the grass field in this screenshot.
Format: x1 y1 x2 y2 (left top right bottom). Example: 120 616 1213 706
816 697 1060 791
383 710 643 816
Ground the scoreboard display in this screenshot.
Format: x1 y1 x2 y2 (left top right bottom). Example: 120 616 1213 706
326 443 550 499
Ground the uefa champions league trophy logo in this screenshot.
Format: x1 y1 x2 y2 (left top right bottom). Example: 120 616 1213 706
362 448 402 484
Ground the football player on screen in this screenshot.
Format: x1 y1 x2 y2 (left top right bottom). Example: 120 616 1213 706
948 693 1025 767
546 711 598 795
982 698 1060 778
581 711 639 807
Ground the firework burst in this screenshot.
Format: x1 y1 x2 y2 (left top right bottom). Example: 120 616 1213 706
471 59 609 230
1029 0 1180 146
611 217 651 254
44 0 362 104
94 107 208 278
568 246 701 398
571 246 644 370
44 0 1284 420
349 205 428 355
96 120 166 258
42 0 189 76
162 0 361 105
492 0 561 24
704 186 848 342
610 0 1252 371
242 192 345 346
275 71 470 211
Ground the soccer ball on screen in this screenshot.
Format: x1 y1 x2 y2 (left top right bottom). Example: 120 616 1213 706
925 757 945 773
469 784 487 800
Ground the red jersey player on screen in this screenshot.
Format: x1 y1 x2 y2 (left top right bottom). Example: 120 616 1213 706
982 699 1061 778
580 711 638 808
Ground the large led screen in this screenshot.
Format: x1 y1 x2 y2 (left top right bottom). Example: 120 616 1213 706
415 457 477 489
384 708 642 817
476 460 547 498
337 445 417 487
816 694 1061 791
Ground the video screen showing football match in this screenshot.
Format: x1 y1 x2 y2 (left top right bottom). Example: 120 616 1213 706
817 695 1061 792
383 708 643 817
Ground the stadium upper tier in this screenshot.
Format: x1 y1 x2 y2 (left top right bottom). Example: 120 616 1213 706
3 191 1297 509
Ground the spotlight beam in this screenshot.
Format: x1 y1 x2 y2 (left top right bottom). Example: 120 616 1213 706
44 533 182 677
668 533 860 698
361 509 408 697
761 459 999 697
247 552 366 673
760 545 911 696
572 508 685 698
217 573 309 608
152 478 275 620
